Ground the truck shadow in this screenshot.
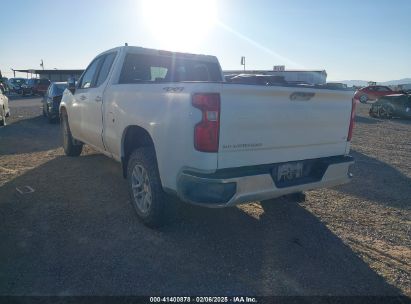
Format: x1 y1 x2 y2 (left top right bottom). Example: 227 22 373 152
0 154 401 296
0 116 61 155
336 150 411 210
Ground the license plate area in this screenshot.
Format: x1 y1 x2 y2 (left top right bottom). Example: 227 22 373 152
276 162 304 182
272 159 328 188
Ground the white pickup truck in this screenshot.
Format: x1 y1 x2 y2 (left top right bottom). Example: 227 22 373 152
60 46 355 227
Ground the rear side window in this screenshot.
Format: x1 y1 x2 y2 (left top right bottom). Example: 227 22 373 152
96 52 117 87
119 53 222 84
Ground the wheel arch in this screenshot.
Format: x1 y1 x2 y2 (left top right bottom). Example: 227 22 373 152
121 125 157 178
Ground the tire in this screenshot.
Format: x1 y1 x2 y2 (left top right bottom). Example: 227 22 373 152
127 147 167 228
359 95 368 103
42 103 47 117
61 112 83 156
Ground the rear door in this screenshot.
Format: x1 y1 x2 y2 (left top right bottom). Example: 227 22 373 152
217 85 354 169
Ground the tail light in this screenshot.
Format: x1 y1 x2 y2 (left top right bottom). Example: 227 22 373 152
347 98 356 141
192 93 220 152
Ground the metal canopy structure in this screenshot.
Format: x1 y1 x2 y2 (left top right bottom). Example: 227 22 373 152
11 69 84 82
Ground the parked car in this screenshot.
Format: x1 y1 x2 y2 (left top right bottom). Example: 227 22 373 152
369 93 411 119
0 86 10 126
42 82 67 123
8 78 26 94
226 74 286 86
35 78 51 96
354 85 399 103
59 46 355 227
21 79 35 96
22 78 50 96
322 83 348 90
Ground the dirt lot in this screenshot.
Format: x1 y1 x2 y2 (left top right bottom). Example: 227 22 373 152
0 95 410 296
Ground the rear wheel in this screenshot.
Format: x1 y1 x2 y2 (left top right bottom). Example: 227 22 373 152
61 112 83 156
127 147 168 228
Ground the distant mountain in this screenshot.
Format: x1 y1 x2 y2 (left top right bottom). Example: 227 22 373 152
333 78 411 87
379 78 411 86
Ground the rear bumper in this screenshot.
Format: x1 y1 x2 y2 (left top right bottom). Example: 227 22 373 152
177 156 354 207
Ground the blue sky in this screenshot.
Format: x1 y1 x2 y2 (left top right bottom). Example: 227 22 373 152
1 0 410 81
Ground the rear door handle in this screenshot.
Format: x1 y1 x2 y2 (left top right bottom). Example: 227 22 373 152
95 96 102 102
79 95 87 101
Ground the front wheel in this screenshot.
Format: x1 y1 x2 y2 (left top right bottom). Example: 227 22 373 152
127 147 167 228
61 112 83 156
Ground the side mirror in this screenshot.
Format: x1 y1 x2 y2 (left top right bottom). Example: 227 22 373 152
67 77 76 94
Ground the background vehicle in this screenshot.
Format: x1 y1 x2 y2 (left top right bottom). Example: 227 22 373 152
60 46 355 227
22 78 51 96
0 87 10 126
21 78 39 96
354 85 399 103
8 78 26 94
369 94 411 119
21 79 36 96
42 82 67 123
35 78 51 96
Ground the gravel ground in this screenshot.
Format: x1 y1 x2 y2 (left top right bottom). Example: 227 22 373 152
0 95 410 297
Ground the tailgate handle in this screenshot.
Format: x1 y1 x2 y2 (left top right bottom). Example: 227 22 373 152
290 92 315 101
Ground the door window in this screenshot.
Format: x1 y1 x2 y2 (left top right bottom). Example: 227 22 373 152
79 57 103 89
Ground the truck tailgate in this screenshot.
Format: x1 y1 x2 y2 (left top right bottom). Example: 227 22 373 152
218 85 353 169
